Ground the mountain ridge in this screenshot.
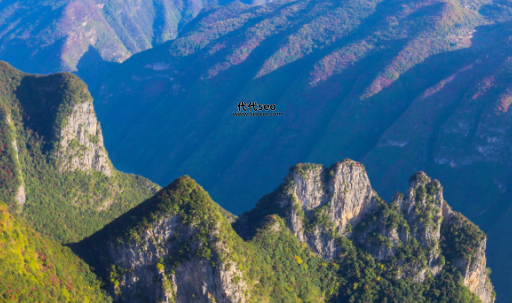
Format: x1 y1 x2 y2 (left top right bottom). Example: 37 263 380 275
76 160 494 302
0 61 158 244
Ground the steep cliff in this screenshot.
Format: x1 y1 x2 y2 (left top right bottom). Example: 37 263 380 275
78 176 340 302
0 61 158 243
99 177 247 303
238 160 377 260
76 160 494 302
92 0 512 298
54 95 112 176
443 211 495 303
235 161 494 302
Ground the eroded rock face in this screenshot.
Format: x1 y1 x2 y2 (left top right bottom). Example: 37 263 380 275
396 173 444 279
106 216 246 303
55 101 112 176
271 163 493 301
7 116 26 207
276 160 377 259
456 238 494 303
12 137 26 207
351 172 444 282
445 215 495 303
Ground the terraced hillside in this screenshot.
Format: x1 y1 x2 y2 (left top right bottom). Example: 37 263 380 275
93 0 512 300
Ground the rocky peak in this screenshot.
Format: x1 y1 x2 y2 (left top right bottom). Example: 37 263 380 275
236 160 494 302
82 176 247 303
442 212 494 303
16 72 112 176
238 160 377 260
398 172 443 249
290 160 376 232
54 99 112 177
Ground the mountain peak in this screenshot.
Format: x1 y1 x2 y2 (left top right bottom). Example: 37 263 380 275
13 69 112 176
80 175 249 302
0 63 157 243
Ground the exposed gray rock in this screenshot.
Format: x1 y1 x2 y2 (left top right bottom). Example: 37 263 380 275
55 101 112 176
12 137 26 207
106 216 246 303
274 160 377 259
396 172 444 279
454 237 494 303
448 219 495 303
5 115 26 208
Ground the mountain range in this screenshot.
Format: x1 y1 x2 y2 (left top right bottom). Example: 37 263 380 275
0 0 261 92
89 0 512 300
0 0 510 301
0 62 495 302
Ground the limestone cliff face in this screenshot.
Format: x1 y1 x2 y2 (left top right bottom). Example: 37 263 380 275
444 212 495 303
271 160 377 259
5 115 26 208
351 172 444 282
246 161 494 301
102 197 247 303
395 173 444 279
455 238 494 303
55 100 112 177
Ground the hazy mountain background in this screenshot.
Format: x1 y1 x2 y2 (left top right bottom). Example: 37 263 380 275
0 0 271 91
90 0 512 301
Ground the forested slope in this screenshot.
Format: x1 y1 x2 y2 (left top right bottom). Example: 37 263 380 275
0 61 158 244
0 202 111 302
0 0 273 92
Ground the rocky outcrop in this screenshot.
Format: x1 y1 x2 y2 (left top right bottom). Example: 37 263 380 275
353 200 409 261
274 160 377 259
351 172 444 282
395 172 444 279
11 137 26 207
241 161 494 300
5 115 26 207
456 238 494 303
106 214 246 303
55 100 112 177
78 163 496 302
443 211 495 303
87 177 248 303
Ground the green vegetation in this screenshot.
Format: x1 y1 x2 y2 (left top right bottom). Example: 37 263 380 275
91 1 512 299
248 215 339 302
76 171 492 302
82 176 340 302
0 62 158 244
293 163 322 180
331 237 481 303
0 203 111 302
441 212 486 265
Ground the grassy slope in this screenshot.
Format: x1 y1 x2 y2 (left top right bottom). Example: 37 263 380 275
94 1 512 299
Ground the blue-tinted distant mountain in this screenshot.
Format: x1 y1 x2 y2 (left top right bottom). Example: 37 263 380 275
0 0 269 82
